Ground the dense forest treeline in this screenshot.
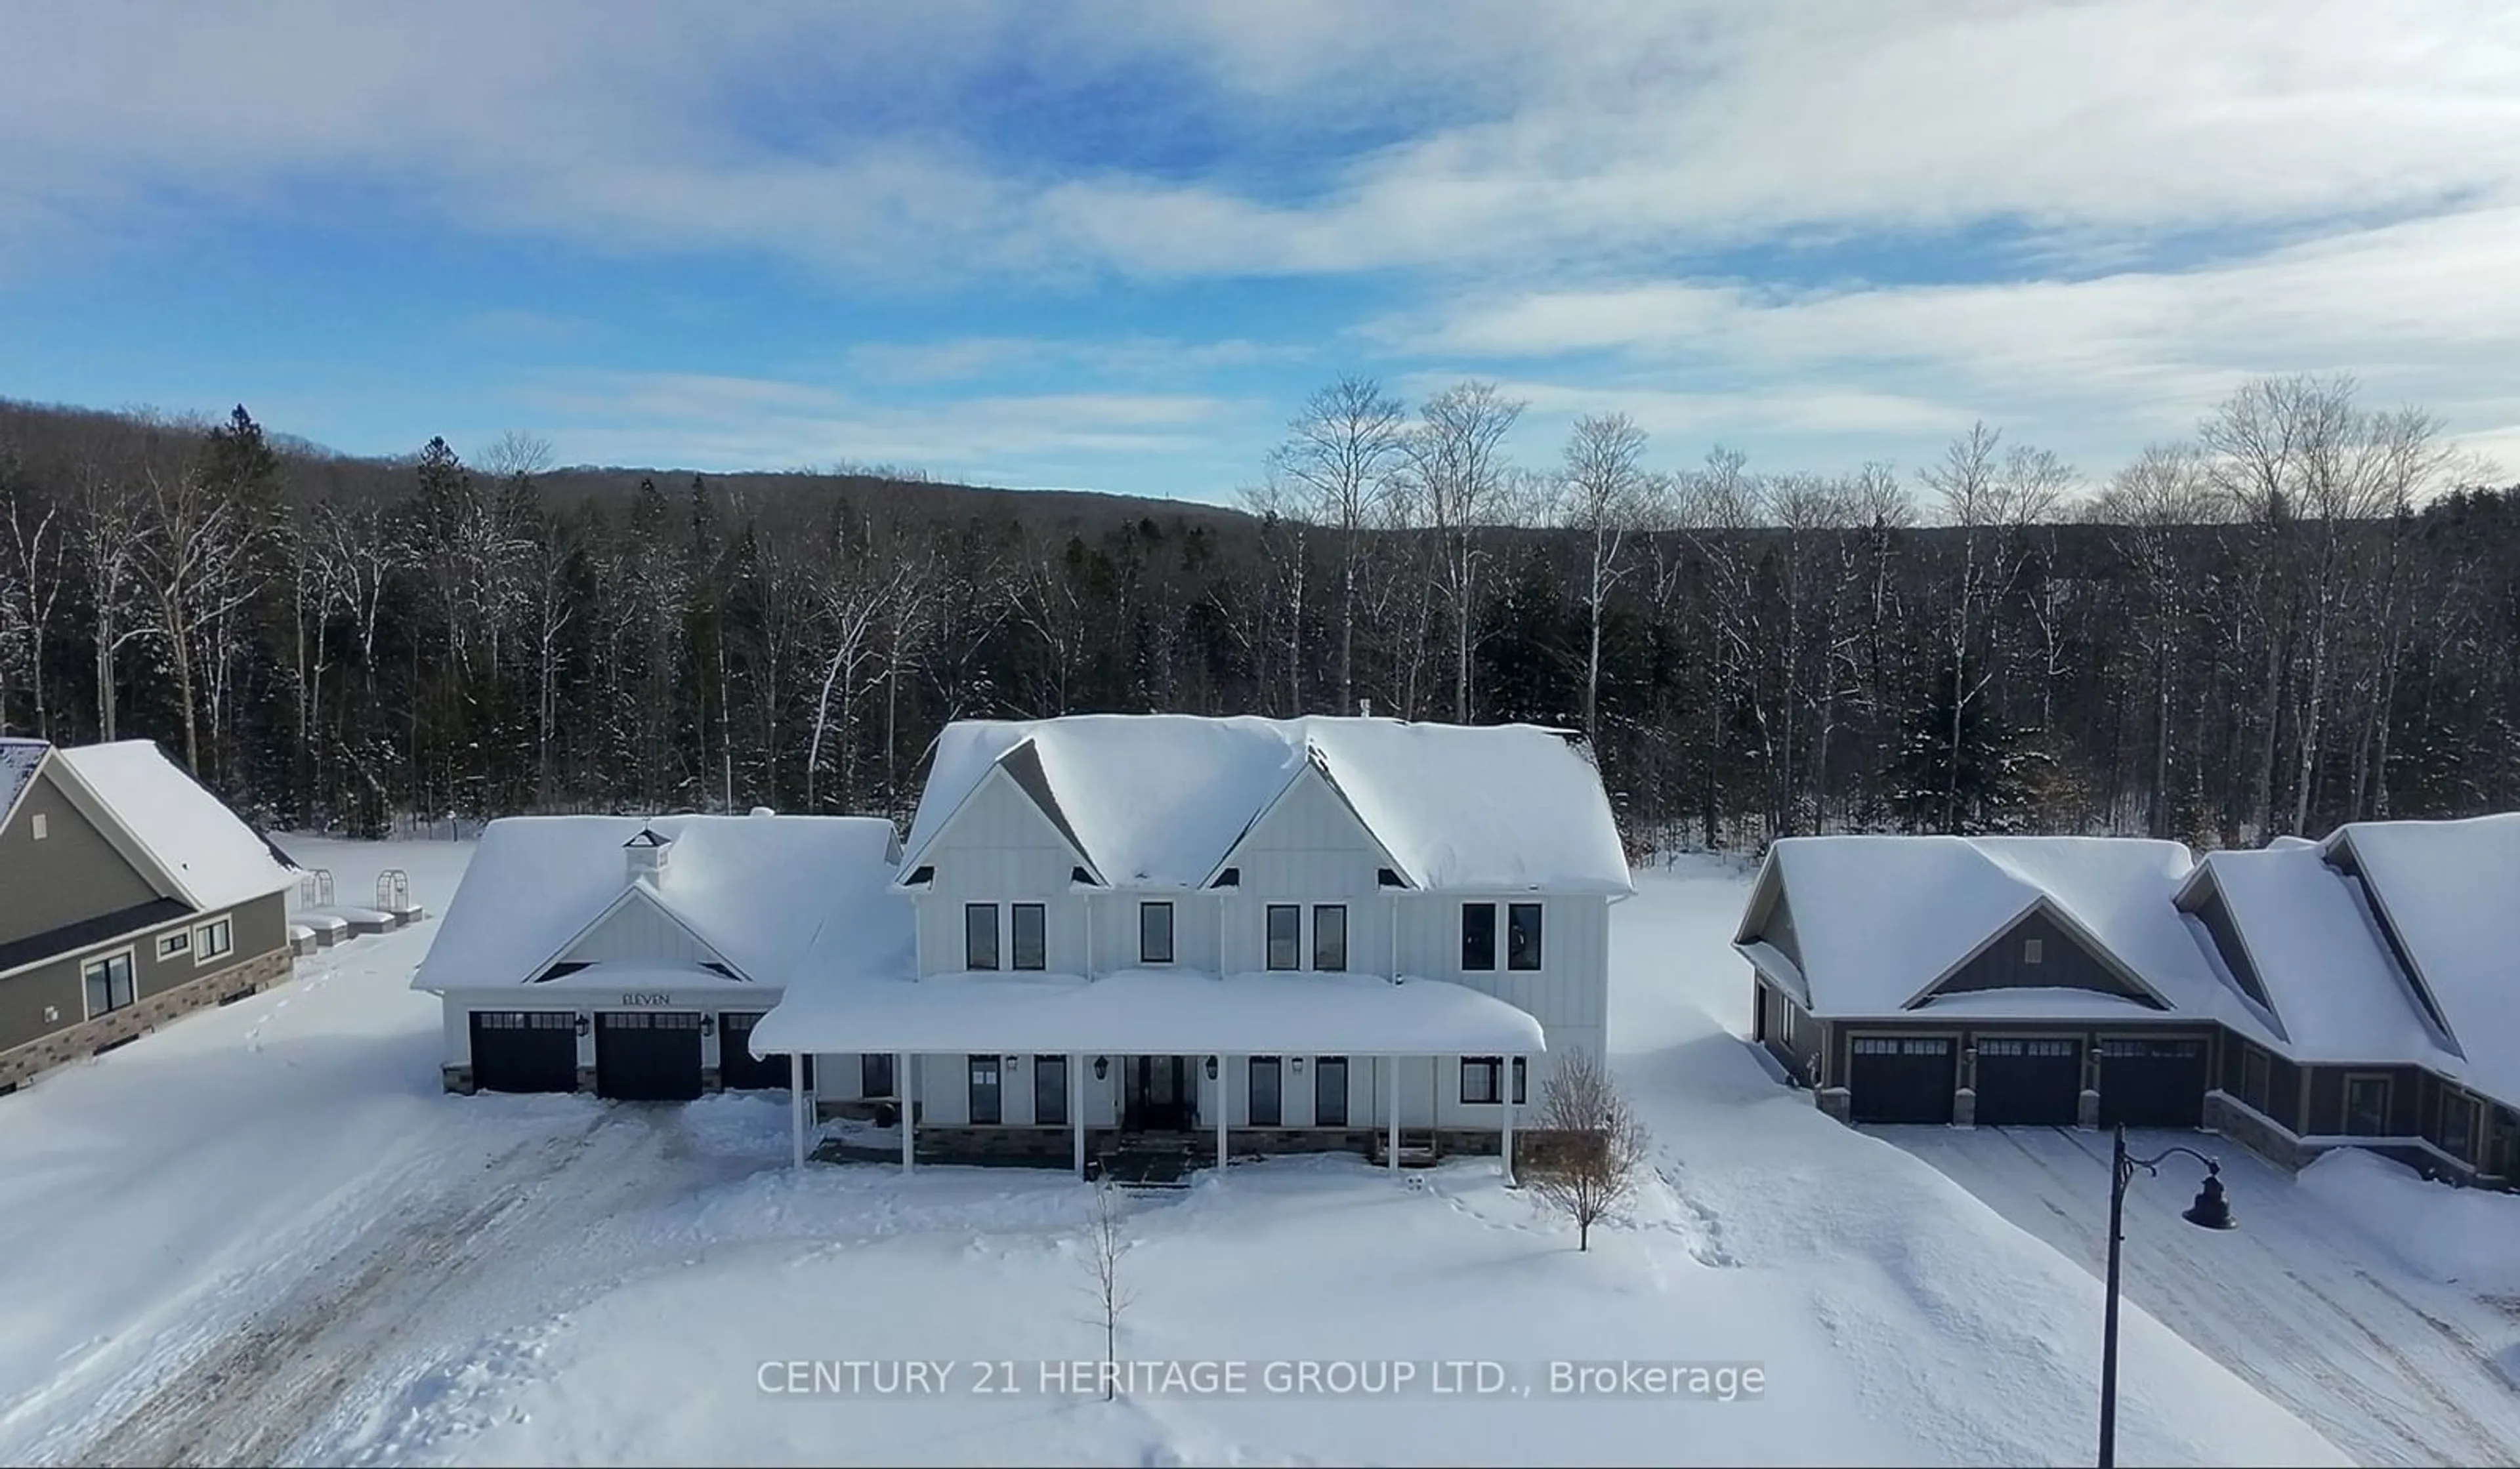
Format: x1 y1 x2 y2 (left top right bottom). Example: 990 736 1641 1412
0 376 2513 854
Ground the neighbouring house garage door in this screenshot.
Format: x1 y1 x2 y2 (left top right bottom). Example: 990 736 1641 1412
596 1012 704 1101
1849 1036 1956 1124
1973 1037 2084 1127
717 1011 810 1091
2096 1037 2210 1128
470 1010 578 1094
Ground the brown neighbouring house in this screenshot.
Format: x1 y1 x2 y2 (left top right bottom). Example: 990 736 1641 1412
0 737 299 1094
1734 817 2520 1188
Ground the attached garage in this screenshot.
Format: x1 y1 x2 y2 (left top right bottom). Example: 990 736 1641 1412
596 1011 705 1101
2097 1036 2210 1128
1973 1037 2084 1127
717 1010 809 1091
1849 1035 1956 1123
471 1010 579 1094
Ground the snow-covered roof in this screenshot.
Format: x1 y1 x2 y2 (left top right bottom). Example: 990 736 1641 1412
49 740 296 911
2326 814 2520 1104
902 714 1631 894
410 813 904 993
1741 835 2273 1035
2186 846 2452 1071
0 738 45 829
750 966 1546 1058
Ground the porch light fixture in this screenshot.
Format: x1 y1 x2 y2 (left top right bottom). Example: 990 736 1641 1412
1093 1056 1108 1080
574 1013 591 1036
700 1014 715 1037
1007 1054 1022 1066
1292 1057 1305 1073
1206 1056 1219 1081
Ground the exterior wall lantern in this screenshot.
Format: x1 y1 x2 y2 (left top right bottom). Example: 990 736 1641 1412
1292 1056 1306 1073
700 1014 715 1037
1206 1056 1219 1081
575 1013 591 1036
1093 1056 1109 1081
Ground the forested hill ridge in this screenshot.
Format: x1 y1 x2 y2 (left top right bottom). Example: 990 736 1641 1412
0 379 2513 856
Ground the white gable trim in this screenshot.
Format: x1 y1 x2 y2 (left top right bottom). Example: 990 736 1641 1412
0 742 47 834
522 884 746 985
1198 756 1415 891
898 760 1104 886
34 755 200 909
1731 854 1784 946
1897 896 2175 1012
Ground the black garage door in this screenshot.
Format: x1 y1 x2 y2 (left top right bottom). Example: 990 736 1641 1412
471 1010 578 1094
596 1012 704 1101
1850 1036 1956 1123
2097 1037 2210 1128
717 1012 811 1092
1973 1037 2084 1126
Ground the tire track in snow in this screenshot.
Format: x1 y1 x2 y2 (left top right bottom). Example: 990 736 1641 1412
61 1121 609 1469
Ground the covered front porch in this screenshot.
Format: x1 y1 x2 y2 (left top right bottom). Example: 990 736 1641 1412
747 967 1545 1183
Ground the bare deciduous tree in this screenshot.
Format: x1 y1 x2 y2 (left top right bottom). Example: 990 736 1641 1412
1526 1047 1650 1252
1404 381 1524 722
1269 375 1408 715
1077 1179 1135 1401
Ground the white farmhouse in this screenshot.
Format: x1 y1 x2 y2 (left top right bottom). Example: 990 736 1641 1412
753 714 1633 1180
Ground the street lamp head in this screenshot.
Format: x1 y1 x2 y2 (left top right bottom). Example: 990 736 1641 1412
2181 1169 2235 1231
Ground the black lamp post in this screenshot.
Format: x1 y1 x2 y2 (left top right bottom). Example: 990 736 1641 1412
2100 1123 2235 1468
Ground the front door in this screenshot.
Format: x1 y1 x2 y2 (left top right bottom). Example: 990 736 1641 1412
1124 1056 1196 1132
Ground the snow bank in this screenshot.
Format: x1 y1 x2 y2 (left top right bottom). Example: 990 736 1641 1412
2330 814 2520 1103
2296 1149 2520 1295
903 714 1631 894
411 813 902 991
51 739 297 909
752 966 1545 1057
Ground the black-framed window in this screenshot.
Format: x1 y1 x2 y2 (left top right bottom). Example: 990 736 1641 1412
1035 1054 1068 1126
1461 904 1496 970
1313 905 1347 971
83 952 135 1016
1265 905 1301 970
1011 903 1047 971
2442 1091 2478 1159
1315 1056 1349 1126
2345 1075 2391 1137
862 1052 895 1098
965 903 999 970
1249 1055 1282 1127
2240 1045 2271 1113
1507 903 1543 970
1140 901 1174 964
1461 1055 1503 1105
969 1054 1003 1125
1513 1056 1527 1106
195 915 234 963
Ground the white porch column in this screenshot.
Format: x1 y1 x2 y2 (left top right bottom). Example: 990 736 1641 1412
1071 1050 1087 1180
1215 1054 1230 1176
1500 1068 1516 1186
789 1052 808 1172
899 1052 915 1174
1387 1056 1401 1174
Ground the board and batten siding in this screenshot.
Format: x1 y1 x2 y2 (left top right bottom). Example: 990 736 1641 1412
562 893 726 970
0 770 164 947
1928 907 2154 1004
913 772 1099 976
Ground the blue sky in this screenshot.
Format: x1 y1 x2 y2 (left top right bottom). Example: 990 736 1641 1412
3 1 2515 505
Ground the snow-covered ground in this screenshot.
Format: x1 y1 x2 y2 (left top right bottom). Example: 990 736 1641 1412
1886 1127 2520 1468
0 842 2443 1466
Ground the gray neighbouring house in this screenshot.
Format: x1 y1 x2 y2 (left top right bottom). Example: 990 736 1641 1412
0 737 299 1094
1735 817 2520 1188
